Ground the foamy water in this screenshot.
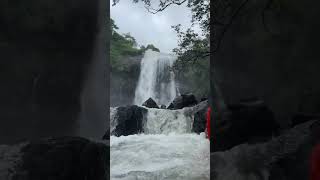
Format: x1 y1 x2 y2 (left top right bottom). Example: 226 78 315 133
110 133 210 180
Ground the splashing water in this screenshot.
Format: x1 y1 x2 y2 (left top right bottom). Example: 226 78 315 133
111 133 210 180
110 106 210 179
134 50 177 106
143 107 194 134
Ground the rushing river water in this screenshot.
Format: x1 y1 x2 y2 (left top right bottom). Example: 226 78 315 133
110 133 210 180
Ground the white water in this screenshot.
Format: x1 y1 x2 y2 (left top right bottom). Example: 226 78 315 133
144 108 193 134
110 106 210 180
134 50 178 106
110 133 210 180
110 107 118 135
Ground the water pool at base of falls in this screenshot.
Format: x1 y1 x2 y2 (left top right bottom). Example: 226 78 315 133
110 133 210 180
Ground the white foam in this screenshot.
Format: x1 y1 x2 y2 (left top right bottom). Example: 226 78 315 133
110 133 210 180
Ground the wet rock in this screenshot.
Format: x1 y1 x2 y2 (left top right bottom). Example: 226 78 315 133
0 137 109 180
112 105 147 136
192 101 209 134
142 98 159 108
167 94 198 110
212 120 318 180
291 113 320 127
102 129 110 140
214 99 279 151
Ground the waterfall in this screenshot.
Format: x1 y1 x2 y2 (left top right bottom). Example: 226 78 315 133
134 49 177 106
111 50 209 179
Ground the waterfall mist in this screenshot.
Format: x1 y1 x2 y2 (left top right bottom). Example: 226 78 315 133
134 50 178 106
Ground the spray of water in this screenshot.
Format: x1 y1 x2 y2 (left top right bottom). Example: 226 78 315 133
134 50 177 106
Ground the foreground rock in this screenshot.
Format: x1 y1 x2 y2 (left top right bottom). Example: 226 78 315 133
192 101 209 134
0 137 109 180
214 99 280 151
167 94 198 110
211 120 320 180
111 105 147 136
142 98 159 108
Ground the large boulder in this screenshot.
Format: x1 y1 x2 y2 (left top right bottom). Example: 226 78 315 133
192 101 209 134
213 99 280 152
211 0 320 128
0 137 109 180
142 98 159 108
167 94 198 110
112 105 147 136
211 120 319 180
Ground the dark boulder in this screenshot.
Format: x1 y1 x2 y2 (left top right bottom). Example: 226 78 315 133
112 105 147 136
200 97 208 102
142 98 159 108
102 129 110 140
212 120 319 180
167 94 198 110
291 113 320 127
192 102 209 134
13 137 109 180
213 99 280 151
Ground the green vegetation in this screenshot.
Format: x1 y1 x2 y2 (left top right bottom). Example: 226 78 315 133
111 18 160 72
112 0 210 98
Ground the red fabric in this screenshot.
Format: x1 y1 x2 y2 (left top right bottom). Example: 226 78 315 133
310 143 320 180
206 107 211 139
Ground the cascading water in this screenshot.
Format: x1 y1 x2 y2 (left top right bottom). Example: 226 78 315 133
110 107 210 179
110 49 209 179
134 50 178 106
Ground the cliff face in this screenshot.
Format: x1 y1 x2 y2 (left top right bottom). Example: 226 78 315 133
0 0 104 143
110 55 142 107
212 0 320 127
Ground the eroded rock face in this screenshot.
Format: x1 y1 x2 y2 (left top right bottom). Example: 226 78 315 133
0 137 109 180
110 55 142 107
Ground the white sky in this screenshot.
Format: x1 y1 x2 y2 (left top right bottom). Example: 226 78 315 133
111 1 200 53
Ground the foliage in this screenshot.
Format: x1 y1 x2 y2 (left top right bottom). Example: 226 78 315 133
110 18 159 72
112 0 210 61
112 0 210 97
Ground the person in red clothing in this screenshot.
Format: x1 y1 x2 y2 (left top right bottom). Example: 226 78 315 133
310 144 320 180
310 121 320 180
205 106 211 140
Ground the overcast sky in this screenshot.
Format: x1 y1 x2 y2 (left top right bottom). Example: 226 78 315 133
111 1 199 53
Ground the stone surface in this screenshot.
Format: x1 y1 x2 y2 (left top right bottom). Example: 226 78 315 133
112 105 147 136
142 98 159 108
167 94 198 110
213 99 279 152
